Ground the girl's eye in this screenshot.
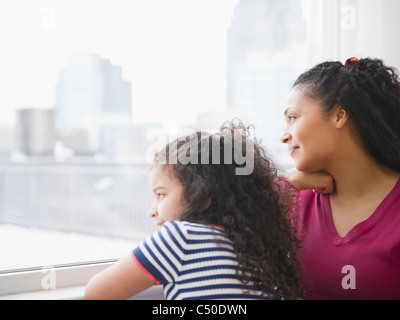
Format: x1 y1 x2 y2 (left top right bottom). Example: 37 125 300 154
157 193 165 199
287 115 296 121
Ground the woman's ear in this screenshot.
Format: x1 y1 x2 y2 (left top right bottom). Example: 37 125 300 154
333 106 349 129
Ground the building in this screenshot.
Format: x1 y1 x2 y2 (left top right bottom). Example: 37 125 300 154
227 0 307 168
100 121 163 163
55 53 132 154
15 108 56 156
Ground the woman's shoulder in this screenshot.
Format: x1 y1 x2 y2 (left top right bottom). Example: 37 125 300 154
296 188 318 200
295 189 328 215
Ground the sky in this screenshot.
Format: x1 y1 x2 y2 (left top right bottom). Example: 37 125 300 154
0 0 240 126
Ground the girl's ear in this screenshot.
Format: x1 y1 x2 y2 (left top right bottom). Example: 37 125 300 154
205 197 212 209
333 106 349 129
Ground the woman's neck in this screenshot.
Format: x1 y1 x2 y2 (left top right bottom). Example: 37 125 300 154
328 149 400 203
326 151 399 237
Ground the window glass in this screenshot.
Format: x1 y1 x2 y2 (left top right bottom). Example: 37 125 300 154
1 0 399 273
0 0 242 272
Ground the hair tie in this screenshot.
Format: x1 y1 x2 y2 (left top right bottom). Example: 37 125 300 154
345 57 359 67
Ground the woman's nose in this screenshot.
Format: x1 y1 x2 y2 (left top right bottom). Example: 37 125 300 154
280 132 292 144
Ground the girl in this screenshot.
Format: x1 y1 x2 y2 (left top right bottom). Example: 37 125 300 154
281 57 400 299
85 120 304 300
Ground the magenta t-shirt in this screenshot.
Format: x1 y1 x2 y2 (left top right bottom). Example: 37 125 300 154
294 178 400 300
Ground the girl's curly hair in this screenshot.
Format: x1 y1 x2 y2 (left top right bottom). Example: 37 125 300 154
153 120 304 300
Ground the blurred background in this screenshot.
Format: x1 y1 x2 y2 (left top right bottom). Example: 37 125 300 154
0 0 399 271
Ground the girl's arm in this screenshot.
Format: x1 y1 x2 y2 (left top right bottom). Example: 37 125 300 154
84 254 154 300
284 168 335 194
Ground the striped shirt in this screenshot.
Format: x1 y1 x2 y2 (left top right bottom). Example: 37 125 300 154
131 220 264 300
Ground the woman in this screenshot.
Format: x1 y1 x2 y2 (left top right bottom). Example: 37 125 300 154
282 57 400 299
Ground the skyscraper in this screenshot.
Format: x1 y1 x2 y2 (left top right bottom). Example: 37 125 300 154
55 53 132 133
227 0 307 167
16 108 56 156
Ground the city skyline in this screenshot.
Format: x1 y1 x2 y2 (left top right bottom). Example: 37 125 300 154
0 0 308 167
0 0 240 127
50 0 308 163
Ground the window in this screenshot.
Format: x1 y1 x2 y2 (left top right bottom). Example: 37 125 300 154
1 0 399 298
0 0 241 296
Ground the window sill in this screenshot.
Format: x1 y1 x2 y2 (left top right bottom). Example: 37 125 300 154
0 260 164 300
0 285 85 300
0 285 164 300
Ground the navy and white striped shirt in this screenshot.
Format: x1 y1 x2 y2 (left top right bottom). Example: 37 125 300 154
131 220 264 300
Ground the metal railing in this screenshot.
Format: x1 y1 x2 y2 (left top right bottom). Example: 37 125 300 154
0 161 157 240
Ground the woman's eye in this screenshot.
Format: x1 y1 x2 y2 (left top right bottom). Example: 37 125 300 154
157 193 165 199
287 115 296 121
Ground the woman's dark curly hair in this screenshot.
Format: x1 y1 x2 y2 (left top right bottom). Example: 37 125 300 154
153 120 304 300
293 57 400 171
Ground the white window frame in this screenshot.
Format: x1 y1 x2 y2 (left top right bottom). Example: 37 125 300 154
0 260 114 299
0 260 164 299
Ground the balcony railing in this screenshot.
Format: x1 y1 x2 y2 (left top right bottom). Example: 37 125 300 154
0 162 157 240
